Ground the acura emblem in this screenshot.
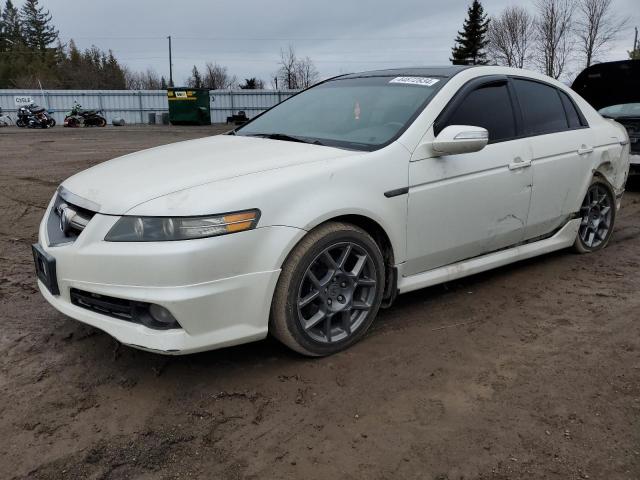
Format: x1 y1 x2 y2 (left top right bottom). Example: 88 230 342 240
56 203 76 236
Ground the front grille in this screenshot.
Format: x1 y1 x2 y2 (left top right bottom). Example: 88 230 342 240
46 190 96 246
70 289 181 330
617 119 640 154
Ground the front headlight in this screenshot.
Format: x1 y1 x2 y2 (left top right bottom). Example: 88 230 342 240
104 209 260 242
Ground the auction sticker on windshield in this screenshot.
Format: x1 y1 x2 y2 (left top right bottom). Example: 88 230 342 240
389 77 440 87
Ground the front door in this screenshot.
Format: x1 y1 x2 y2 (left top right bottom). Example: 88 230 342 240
405 78 533 276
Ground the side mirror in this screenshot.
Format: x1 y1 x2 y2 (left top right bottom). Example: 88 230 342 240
432 125 489 156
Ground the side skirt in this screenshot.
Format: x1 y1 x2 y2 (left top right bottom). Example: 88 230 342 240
397 219 580 295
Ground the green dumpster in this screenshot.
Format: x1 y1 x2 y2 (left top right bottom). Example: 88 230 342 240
167 87 211 125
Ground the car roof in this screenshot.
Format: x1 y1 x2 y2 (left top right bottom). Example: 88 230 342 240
338 66 474 79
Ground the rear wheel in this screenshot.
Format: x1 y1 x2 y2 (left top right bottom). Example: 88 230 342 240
96 116 107 127
64 117 79 128
574 177 616 253
271 222 385 356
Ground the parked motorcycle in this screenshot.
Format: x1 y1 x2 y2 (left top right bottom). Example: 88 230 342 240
16 103 56 128
64 102 107 127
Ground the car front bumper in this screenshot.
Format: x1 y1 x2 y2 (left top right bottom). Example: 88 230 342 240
37 201 305 354
629 153 640 175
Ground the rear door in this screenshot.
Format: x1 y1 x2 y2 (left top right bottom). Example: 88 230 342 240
405 77 533 276
511 78 592 239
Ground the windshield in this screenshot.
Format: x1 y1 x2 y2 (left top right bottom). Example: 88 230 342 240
599 103 640 118
236 75 446 151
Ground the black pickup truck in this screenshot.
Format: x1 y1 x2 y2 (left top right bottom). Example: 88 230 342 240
572 60 640 177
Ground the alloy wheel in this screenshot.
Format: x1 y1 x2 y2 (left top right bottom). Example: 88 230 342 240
297 242 378 344
579 183 613 249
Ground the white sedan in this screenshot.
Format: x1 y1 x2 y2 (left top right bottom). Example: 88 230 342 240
33 66 630 356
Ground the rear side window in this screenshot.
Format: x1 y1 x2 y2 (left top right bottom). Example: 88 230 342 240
513 79 568 135
442 82 516 143
558 90 585 128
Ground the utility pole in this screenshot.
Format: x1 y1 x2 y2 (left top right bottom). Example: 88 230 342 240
634 27 638 52
167 35 174 88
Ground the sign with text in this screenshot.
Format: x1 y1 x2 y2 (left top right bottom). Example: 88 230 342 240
14 96 34 106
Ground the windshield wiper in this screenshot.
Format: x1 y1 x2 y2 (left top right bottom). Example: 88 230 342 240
246 133 324 146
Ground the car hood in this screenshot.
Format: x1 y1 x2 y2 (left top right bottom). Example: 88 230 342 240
61 135 357 214
572 60 640 111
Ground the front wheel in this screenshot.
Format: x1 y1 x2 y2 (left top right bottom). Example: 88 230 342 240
574 177 616 253
270 222 385 356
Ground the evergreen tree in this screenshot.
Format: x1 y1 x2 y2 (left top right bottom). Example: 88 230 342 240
1 0 23 50
451 0 490 65
188 65 202 88
67 39 81 66
160 76 167 89
21 0 58 52
240 77 264 89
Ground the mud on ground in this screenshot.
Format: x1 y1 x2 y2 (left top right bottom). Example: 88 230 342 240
0 126 639 479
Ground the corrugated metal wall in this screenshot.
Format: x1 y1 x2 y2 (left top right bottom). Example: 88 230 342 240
0 89 299 125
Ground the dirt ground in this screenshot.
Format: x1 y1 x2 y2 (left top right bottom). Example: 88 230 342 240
0 126 639 480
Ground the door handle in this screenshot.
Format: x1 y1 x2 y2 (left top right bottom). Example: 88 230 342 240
577 145 594 155
508 157 531 170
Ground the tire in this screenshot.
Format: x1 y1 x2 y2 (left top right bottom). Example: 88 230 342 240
16 119 25 128
97 117 107 127
573 177 616 253
48 118 56 128
270 222 385 356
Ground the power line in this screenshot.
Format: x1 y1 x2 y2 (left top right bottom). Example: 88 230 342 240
60 34 446 42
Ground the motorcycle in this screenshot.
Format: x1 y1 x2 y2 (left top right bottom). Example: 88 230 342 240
16 103 56 128
64 102 107 127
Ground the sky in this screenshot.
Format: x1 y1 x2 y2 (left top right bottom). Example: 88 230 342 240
26 0 640 86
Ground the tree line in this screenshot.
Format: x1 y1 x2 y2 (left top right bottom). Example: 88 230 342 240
1 0 635 90
451 0 634 80
0 0 292 90
184 46 319 90
0 0 131 88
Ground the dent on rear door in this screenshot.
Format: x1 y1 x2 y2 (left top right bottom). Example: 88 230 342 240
524 129 592 240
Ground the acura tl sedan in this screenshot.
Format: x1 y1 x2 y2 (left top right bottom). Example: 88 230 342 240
33 66 630 356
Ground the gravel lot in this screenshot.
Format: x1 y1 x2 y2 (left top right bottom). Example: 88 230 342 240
1 126 639 480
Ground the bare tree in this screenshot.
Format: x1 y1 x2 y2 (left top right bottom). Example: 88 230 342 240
575 0 627 68
488 6 535 68
295 56 319 88
278 45 299 89
124 67 162 89
534 0 575 79
203 62 237 90
276 45 320 89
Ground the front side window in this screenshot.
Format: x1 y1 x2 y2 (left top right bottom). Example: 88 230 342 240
513 79 568 135
440 82 516 143
236 75 447 151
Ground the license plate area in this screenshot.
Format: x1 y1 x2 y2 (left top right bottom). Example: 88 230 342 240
32 243 60 295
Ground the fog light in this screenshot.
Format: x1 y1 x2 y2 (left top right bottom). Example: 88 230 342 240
148 304 179 328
